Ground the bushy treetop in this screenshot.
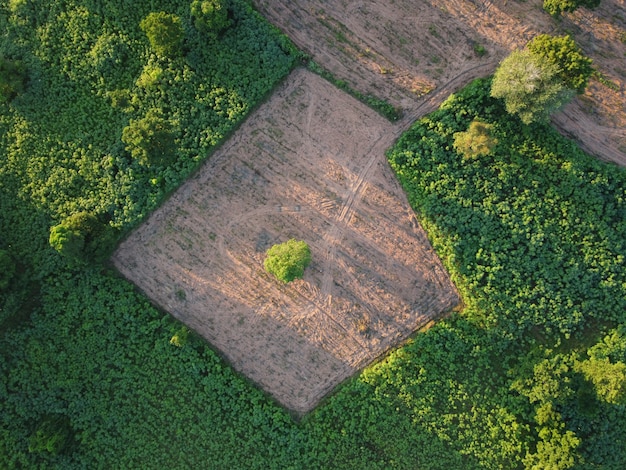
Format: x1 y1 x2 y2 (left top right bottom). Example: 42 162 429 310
191 0 232 37
491 49 574 124
527 34 593 94
264 239 311 283
140 12 184 58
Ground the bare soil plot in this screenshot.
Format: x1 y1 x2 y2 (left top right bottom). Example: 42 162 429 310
112 69 459 414
253 0 626 165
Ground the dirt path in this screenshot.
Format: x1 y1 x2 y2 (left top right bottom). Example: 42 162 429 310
254 0 626 164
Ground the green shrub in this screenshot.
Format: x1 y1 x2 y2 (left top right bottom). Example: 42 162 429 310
264 239 311 283
491 49 574 124
0 250 16 290
28 415 71 455
527 34 593 94
0 56 26 103
453 119 498 158
191 0 232 37
121 109 178 166
140 12 184 58
49 212 113 263
543 0 601 18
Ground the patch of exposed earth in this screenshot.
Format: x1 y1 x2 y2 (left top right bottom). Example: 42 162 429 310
112 69 459 414
253 0 626 164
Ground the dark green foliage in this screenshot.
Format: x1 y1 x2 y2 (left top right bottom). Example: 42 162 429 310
0 249 16 290
491 49 574 124
390 77 626 337
140 11 184 58
543 0 601 18
49 212 113 263
49 223 84 261
28 415 72 455
191 0 232 37
264 239 311 283
0 56 26 102
122 109 178 166
2 1 625 468
453 119 498 158
527 34 593 94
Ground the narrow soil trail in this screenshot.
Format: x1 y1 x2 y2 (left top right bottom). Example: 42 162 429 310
254 0 626 165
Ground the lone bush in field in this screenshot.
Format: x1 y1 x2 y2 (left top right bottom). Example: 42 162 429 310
453 120 498 159
543 0 600 18
140 12 184 58
264 239 311 283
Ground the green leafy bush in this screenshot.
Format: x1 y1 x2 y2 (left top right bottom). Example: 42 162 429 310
140 12 184 58
543 0 601 18
0 249 16 290
0 56 26 102
122 109 178 166
49 212 114 263
527 34 593 94
264 239 311 283
191 0 232 37
491 49 574 124
453 119 498 158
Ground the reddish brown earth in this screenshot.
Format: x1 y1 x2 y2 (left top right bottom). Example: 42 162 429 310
253 0 626 165
112 69 459 414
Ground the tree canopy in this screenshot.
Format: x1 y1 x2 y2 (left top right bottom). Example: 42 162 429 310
191 0 232 37
491 49 574 124
264 239 311 283
0 249 16 290
121 109 178 166
543 0 601 18
139 12 184 58
527 34 593 94
49 212 112 263
453 119 498 158
0 56 26 103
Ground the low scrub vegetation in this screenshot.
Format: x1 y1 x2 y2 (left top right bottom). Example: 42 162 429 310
1 1 624 468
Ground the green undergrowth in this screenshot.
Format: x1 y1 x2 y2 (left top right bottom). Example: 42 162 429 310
2 1 626 467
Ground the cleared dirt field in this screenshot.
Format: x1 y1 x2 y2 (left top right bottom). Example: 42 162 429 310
112 69 459 414
253 0 626 165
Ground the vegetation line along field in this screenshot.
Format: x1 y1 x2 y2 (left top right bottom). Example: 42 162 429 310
1 0 626 469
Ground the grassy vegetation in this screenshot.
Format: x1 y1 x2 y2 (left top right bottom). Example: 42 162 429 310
1 1 625 469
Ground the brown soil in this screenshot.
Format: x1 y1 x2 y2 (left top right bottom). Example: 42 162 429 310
112 69 459 414
253 0 626 165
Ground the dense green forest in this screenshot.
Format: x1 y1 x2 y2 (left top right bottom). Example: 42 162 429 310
2 1 626 469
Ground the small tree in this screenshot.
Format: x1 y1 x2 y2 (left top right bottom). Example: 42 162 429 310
140 12 184 58
190 0 231 37
491 49 574 124
0 56 26 103
453 120 498 159
264 239 311 283
49 212 112 263
543 0 600 18
0 249 16 290
527 34 593 94
122 109 177 166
